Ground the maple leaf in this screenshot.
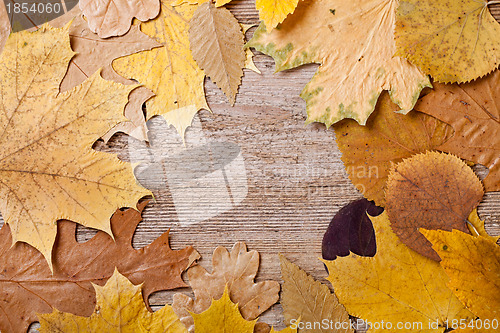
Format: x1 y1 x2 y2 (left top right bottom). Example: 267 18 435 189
172 242 280 332
395 0 500 83
189 2 245 105
113 1 209 138
385 151 484 261
38 269 187 332
414 70 500 192
79 0 161 38
334 92 453 207
0 201 199 333
323 211 474 332
256 0 300 32
0 25 151 265
322 199 382 261
246 0 431 127
280 255 354 333
421 229 500 324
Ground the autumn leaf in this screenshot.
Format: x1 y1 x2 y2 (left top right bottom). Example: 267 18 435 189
395 0 500 83
280 255 353 333
0 25 151 265
79 0 161 38
323 211 474 332
334 92 453 207
0 201 199 333
385 151 483 261
0 1 9 54
421 229 500 325
414 70 500 192
189 2 245 104
247 0 430 127
256 0 300 32
467 209 500 243
113 1 209 138
38 269 186 332
322 199 382 261
172 242 280 332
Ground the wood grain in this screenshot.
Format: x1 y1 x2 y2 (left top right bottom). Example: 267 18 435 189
6 1 500 332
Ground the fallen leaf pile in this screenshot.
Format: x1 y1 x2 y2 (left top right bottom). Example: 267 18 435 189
0 0 498 332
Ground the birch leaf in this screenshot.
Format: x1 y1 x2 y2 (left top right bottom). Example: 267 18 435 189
189 2 245 104
247 0 430 127
256 0 300 32
280 255 353 333
172 242 280 332
323 212 474 332
395 0 500 83
414 70 500 192
79 0 161 38
113 1 209 138
38 269 186 332
385 151 484 261
0 25 150 265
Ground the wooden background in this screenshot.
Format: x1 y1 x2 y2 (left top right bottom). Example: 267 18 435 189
1 1 499 331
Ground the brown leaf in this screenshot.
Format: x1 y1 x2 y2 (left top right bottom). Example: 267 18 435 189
0 201 199 333
189 2 245 104
172 242 280 332
79 0 160 38
385 151 484 261
334 92 453 206
415 70 500 192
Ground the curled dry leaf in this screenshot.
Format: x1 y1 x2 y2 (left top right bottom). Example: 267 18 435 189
421 229 500 322
38 269 187 332
172 242 280 332
395 0 500 83
334 92 453 207
414 70 500 192
113 1 209 138
323 212 474 332
189 2 245 105
280 255 353 333
0 25 151 265
0 201 199 333
322 199 382 261
385 151 484 261
256 0 300 32
247 0 430 127
79 0 160 38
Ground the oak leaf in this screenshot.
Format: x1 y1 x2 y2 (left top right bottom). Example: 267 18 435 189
421 229 500 324
38 269 187 332
395 0 500 83
246 0 430 127
414 70 500 192
0 25 151 265
323 211 474 332
0 201 199 333
280 255 353 333
334 92 453 207
79 0 161 38
385 151 483 261
172 242 280 332
189 2 245 104
113 1 209 138
256 0 300 32
322 199 382 261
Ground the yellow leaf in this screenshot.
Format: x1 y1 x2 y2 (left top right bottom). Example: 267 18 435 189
215 0 233 6
256 0 300 32
323 212 474 332
421 229 500 323
467 209 500 243
247 0 431 127
279 254 353 333
395 0 500 83
191 287 256 333
38 269 186 332
0 25 150 266
113 1 210 138
270 326 298 333
189 2 245 104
